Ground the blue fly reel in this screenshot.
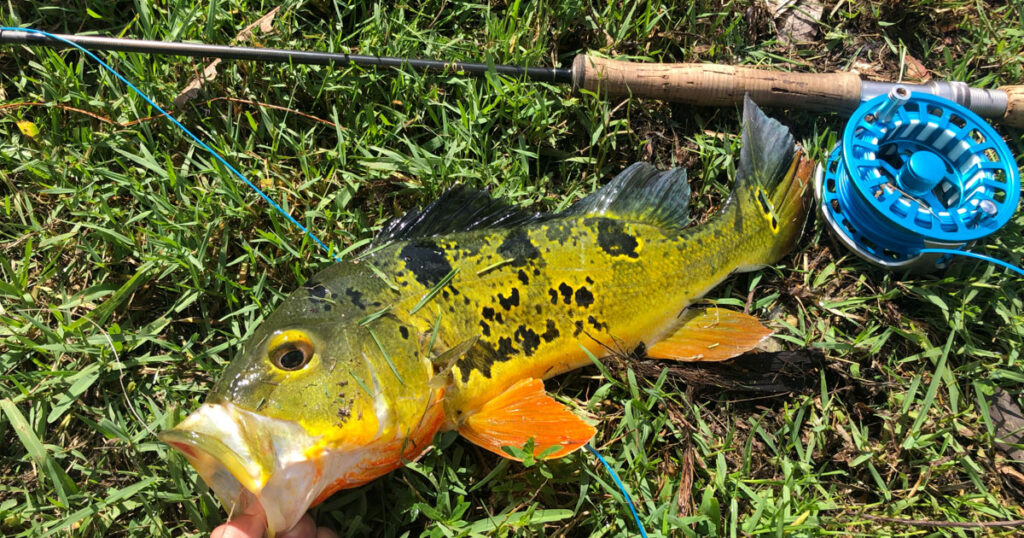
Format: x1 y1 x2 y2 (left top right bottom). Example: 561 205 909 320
815 87 1020 271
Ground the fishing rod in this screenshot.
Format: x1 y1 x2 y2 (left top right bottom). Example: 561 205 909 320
2 28 1023 127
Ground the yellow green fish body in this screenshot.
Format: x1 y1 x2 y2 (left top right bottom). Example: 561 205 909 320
161 98 813 534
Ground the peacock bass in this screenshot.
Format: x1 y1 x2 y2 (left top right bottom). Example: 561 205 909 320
160 97 813 535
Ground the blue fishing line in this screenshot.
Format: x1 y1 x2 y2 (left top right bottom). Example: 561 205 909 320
918 248 1024 278
2 26 342 262
585 443 649 537
11 25 653 533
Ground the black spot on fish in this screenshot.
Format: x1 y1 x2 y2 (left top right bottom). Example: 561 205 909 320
345 287 366 309
575 287 594 308
306 282 328 298
558 283 573 305
514 325 541 356
533 268 541 276
479 320 491 336
455 335 523 382
442 289 450 300
450 286 461 296
534 305 543 315
463 296 471 305
400 240 452 288
497 228 540 267
585 276 594 284
497 288 520 310
548 288 558 305
544 222 573 244
496 336 517 361
517 269 529 285
596 219 639 258
482 306 495 321
541 320 559 342
573 320 584 336
399 326 409 340
495 312 504 324
457 342 499 382
587 315 608 331
305 282 333 311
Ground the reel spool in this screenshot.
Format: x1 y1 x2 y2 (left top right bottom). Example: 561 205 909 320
815 87 1020 272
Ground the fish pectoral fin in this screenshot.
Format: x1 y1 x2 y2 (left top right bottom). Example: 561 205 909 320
457 378 595 461
646 307 773 362
428 336 480 389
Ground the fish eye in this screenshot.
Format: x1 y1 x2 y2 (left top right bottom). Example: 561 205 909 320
268 331 315 371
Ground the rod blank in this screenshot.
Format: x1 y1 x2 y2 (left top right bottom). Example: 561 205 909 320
0 29 572 84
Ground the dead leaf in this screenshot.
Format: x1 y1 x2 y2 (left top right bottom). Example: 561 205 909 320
16 120 39 137
174 61 222 108
632 348 826 394
850 60 886 81
903 53 931 83
768 0 824 46
987 389 1024 499
991 389 1024 462
174 7 281 107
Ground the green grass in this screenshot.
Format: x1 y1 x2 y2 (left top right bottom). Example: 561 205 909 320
2 0 1024 536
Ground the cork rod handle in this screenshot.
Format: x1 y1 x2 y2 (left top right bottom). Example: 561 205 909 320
572 54 864 114
999 86 1024 128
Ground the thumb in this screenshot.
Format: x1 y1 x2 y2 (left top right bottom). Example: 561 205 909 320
211 502 267 538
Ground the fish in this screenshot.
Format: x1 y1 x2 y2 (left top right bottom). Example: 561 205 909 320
159 97 814 535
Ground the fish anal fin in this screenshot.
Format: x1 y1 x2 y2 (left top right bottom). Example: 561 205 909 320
457 378 595 461
647 308 773 362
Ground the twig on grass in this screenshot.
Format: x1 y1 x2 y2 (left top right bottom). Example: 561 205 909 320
859 514 1024 529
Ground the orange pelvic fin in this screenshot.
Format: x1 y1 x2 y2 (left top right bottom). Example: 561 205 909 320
646 307 772 362
457 378 595 461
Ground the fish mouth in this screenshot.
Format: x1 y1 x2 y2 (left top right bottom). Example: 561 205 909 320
159 403 323 536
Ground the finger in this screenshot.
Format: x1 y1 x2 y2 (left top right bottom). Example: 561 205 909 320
316 526 339 538
278 513 316 538
211 503 267 538
210 512 267 538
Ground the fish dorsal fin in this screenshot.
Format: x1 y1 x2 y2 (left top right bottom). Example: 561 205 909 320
457 378 595 460
373 186 545 246
561 162 690 231
646 307 773 362
735 95 796 192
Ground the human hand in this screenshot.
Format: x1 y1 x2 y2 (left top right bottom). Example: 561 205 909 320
210 503 337 538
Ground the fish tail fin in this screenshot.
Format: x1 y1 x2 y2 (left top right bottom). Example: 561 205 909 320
728 95 814 271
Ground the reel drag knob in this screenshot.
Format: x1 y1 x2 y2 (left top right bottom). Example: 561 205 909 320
814 86 1020 272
